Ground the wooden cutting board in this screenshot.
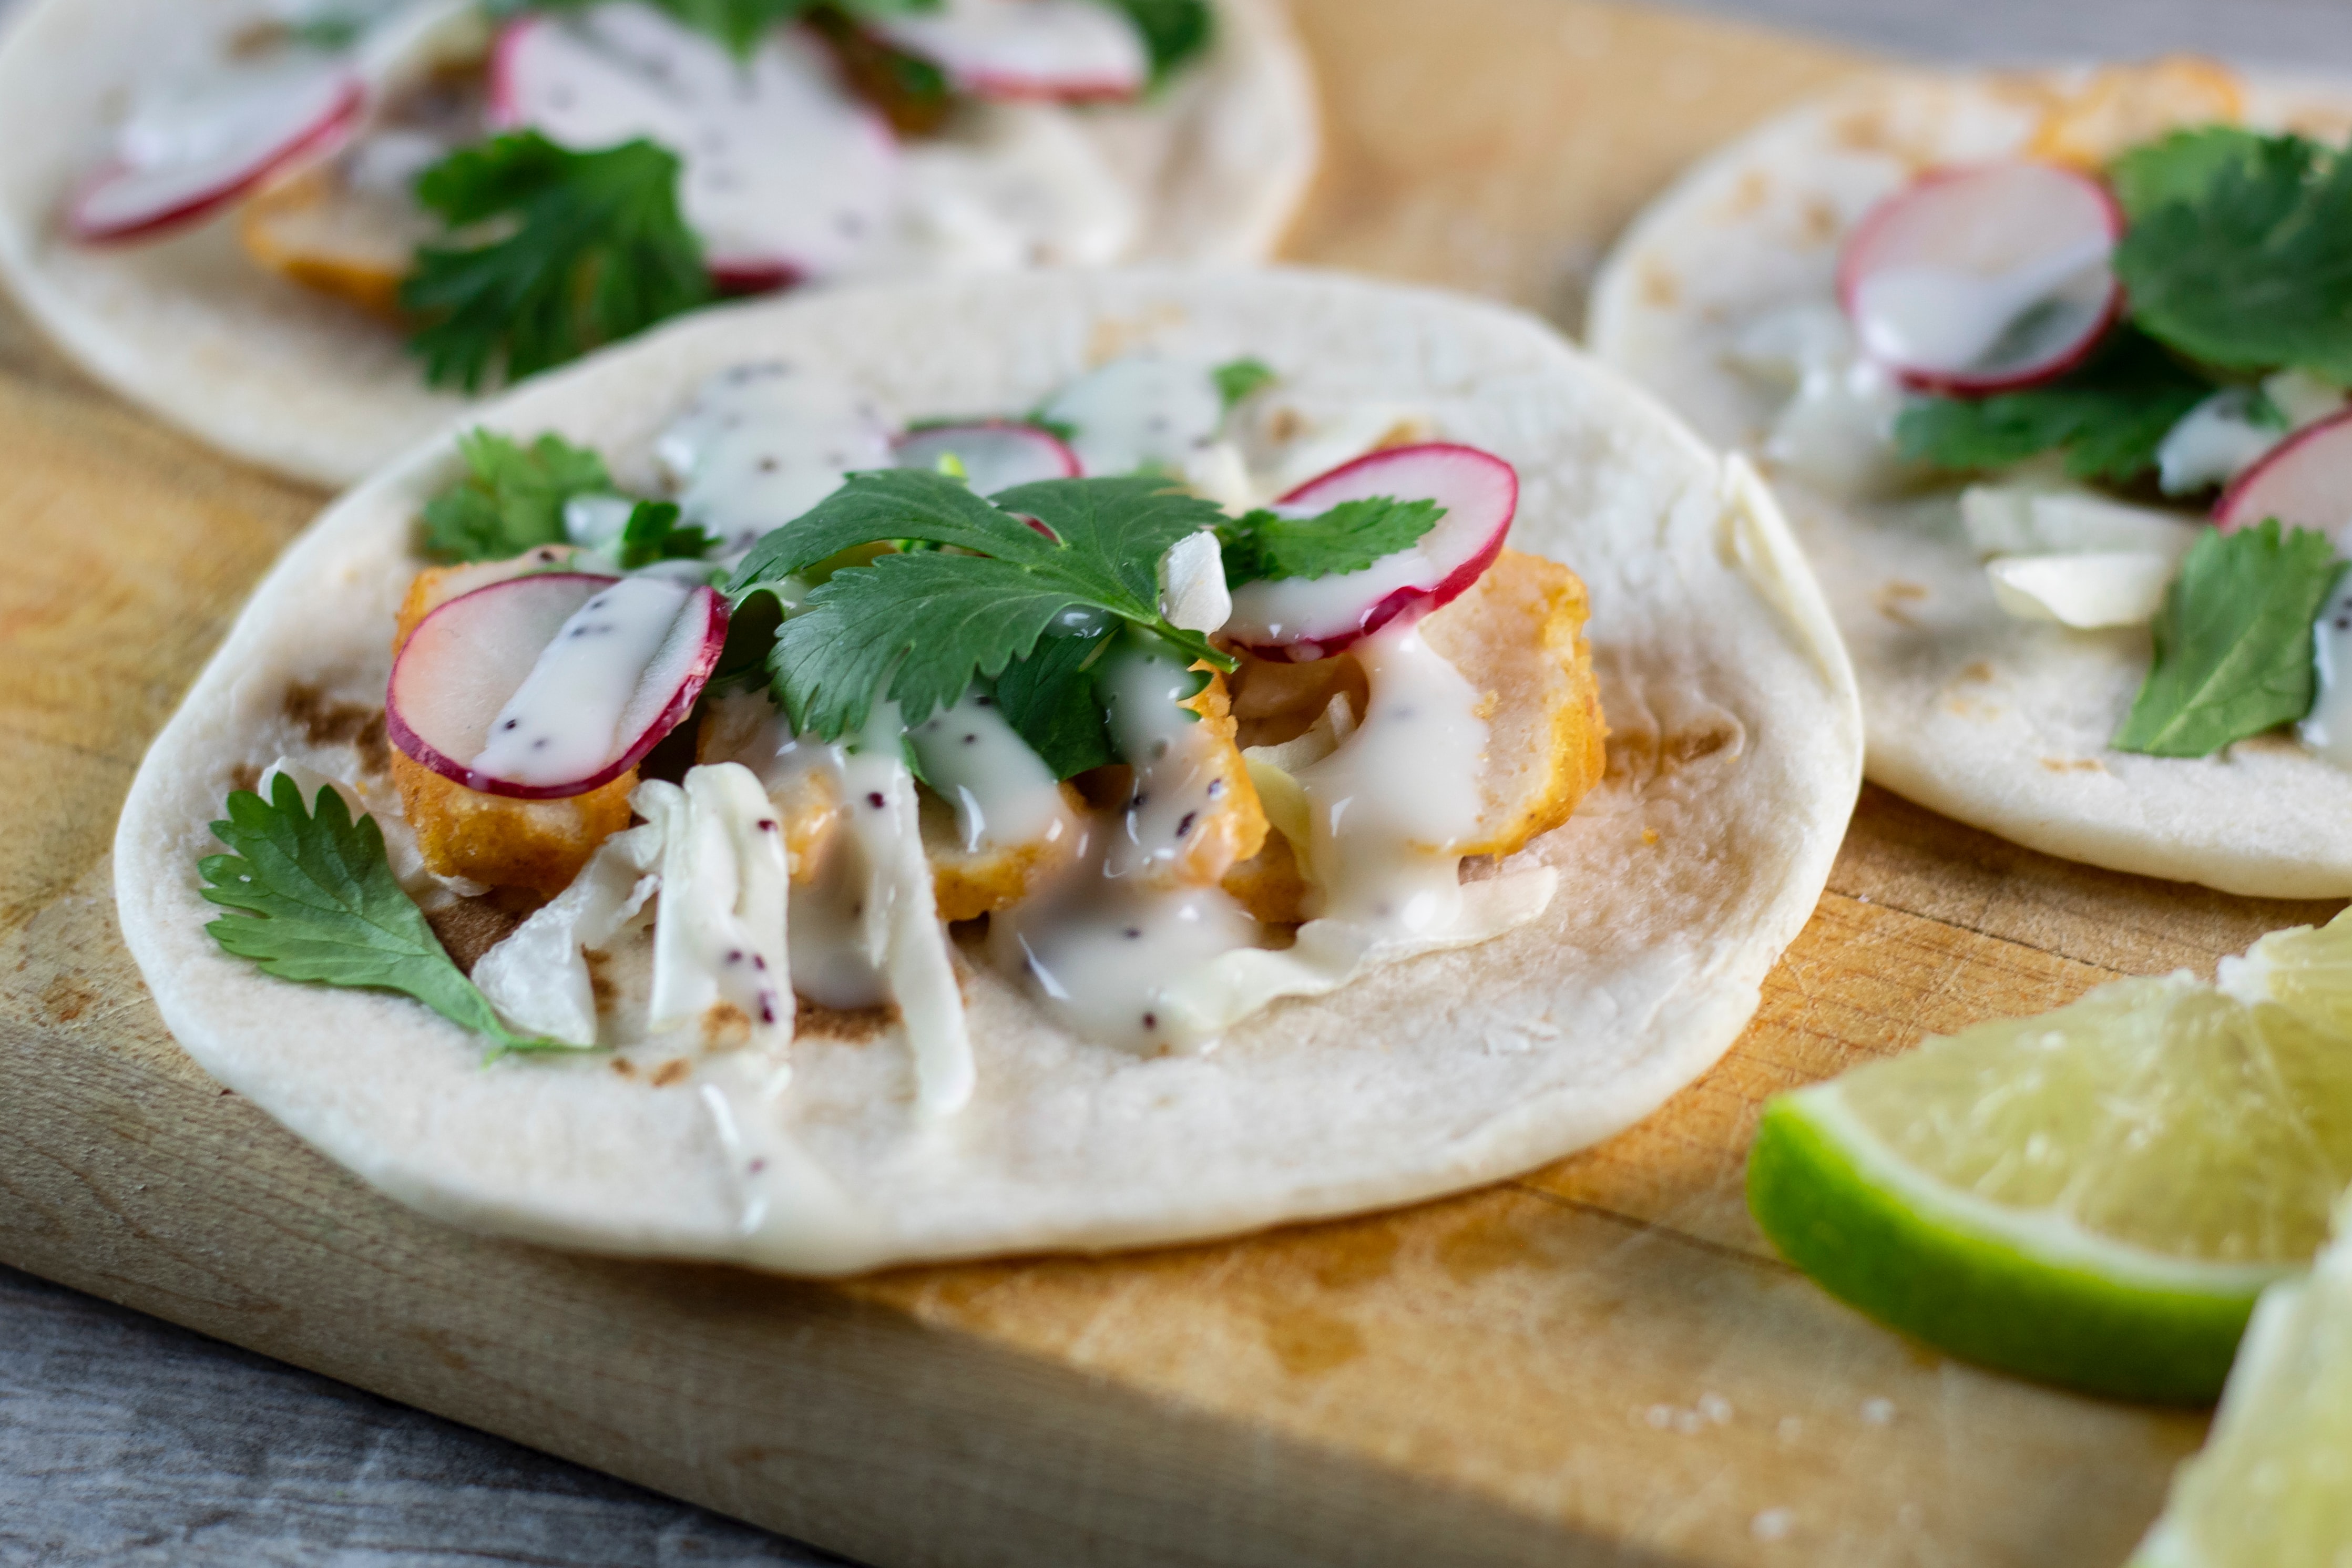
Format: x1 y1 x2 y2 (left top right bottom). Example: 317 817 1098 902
1 3 2334 1564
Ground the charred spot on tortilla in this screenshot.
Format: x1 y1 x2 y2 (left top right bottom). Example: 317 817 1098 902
424 897 526 976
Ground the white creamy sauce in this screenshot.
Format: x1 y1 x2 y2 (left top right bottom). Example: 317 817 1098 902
906 686 1069 853
2301 576 2352 766
471 575 694 787
655 363 897 554
561 493 637 551
1848 232 2113 376
874 0 1149 95
1098 638 1229 883
2157 372 2350 496
1040 355 1226 476
1724 303 1913 501
991 873 1262 1053
1290 617 1488 932
635 764 792 1049
474 822 662 1045
506 5 898 279
890 104 1139 273
1221 505 1435 656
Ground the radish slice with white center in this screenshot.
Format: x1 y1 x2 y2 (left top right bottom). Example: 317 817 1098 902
872 0 1149 101
1838 161 2122 395
492 4 899 282
895 421 1080 494
68 55 363 242
387 572 727 800
1222 444 1519 662
2215 409 2352 536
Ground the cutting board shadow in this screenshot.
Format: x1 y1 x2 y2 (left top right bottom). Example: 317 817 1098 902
0 3 2320 1564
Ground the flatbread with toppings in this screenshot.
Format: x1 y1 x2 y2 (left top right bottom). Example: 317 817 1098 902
0 0 1314 485
116 269 1859 1273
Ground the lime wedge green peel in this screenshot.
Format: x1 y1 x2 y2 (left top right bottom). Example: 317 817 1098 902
2133 1198 2352 1567
1750 909 2352 1404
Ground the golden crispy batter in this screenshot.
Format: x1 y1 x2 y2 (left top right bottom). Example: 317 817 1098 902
1145 667 1269 890
1418 549 1607 859
2027 57 2243 168
390 551 618 897
239 163 430 319
920 783 1087 922
693 697 848 887
392 748 636 898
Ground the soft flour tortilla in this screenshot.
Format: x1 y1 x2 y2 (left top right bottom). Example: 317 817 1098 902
115 268 1861 1275
0 0 1316 489
1591 68 2352 899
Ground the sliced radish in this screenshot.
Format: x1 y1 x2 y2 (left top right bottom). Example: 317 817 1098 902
387 571 727 800
2215 409 2352 536
1221 444 1518 662
895 421 1080 494
871 0 1148 101
492 3 899 282
68 55 363 242
1838 161 2122 396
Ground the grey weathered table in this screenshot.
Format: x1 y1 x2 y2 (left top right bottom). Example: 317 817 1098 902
7 1 2348 1563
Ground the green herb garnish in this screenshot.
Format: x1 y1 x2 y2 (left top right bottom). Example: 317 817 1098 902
500 0 939 58
729 470 1231 740
402 132 713 393
200 777 569 1058
421 428 614 563
1895 328 2214 485
991 620 1118 777
1215 496 1444 588
2113 520 2346 757
2113 128 2352 383
1092 0 1212 85
1211 356 1276 412
616 500 719 569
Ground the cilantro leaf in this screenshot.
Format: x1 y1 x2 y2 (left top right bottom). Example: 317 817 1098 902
1211 356 1276 412
199 776 568 1058
616 500 719 569
1216 496 1444 588
402 132 712 393
2112 128 2352 381
421 428 613 563
1090 0 1212 84
991 620 1117 777
1894 329 2214 485
731 471 1231 739
2113 520 2345 757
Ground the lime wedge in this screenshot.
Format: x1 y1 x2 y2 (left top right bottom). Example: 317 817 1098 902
2134 1208 2352 1567
1749 972 2352 1402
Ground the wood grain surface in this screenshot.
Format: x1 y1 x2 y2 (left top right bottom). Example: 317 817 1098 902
2 2 2336 1565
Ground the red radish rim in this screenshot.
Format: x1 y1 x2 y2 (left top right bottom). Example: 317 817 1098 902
385 573 729 801
1835 160 2126 398
2213 405 2352 534
950 69 1142 103
66 74 366 244
1222 443 1518 661
895 419 1084 478
709 258 802 296
484 16 537 129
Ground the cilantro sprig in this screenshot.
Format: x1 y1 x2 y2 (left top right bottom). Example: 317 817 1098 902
2113 128 2352 383
402 133 712 393
200 777 569 1059
421 429 614 563
1096 0 1213 85
1211 356 1276 412
1216 496 1443 587
616 501 720 568
2114 520 2346 757
729 470 1231 741
1895 328 2215 485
